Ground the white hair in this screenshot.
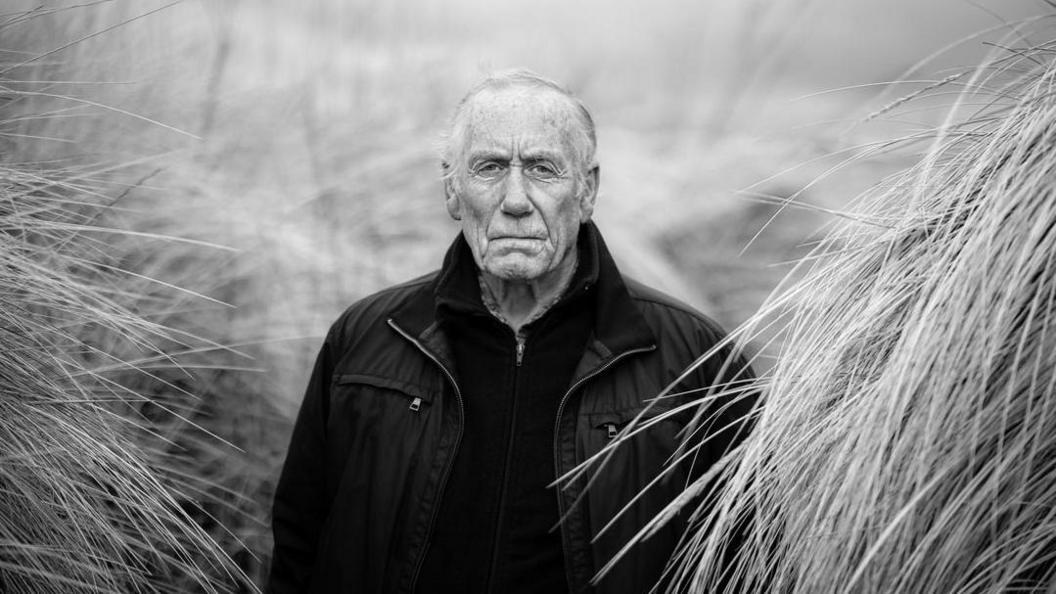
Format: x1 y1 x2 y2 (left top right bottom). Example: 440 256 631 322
440 69 597 192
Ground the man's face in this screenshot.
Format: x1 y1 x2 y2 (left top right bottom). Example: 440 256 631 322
446 86 597 284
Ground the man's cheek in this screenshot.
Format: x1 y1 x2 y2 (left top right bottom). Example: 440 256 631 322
459 210 486 242
464 204 491 231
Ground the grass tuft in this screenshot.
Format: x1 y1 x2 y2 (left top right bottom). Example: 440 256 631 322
654 20 1056 594
0 167 243 592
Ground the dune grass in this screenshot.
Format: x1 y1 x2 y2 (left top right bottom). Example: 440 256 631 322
0 161 247 591
8 1 1049 592
0 4 260 591
0 2 444 587
627 20 1056 594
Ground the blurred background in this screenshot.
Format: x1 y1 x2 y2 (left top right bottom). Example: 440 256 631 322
1 0 1046 588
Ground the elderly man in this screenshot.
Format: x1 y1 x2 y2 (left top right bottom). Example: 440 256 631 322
267 70 754 594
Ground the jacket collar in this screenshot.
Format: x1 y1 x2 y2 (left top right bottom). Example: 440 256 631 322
578 221 656 356
389 221 656 374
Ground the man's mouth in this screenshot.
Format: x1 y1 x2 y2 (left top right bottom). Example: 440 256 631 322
488 236 545 255
489 234 545 241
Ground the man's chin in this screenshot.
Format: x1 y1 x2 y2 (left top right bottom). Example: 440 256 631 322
482 257 546 283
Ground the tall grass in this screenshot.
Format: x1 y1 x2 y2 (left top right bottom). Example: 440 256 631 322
1 1 455 587
0 4 257 591
648 20 1056 594
7 1 1041 591
0 162 244 590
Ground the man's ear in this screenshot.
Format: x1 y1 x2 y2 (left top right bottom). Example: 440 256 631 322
443 167 462 221
579 164 599 222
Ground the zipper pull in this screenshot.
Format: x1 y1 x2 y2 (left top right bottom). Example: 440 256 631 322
605 422 617 439
515 339 525 366
408 397 422 412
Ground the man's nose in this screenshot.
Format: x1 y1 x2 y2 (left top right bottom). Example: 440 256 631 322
499 169 533 217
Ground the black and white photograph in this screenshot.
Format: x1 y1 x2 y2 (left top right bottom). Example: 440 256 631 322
2 1 1054 592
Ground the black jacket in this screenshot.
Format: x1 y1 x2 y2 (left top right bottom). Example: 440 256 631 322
267 223 755 593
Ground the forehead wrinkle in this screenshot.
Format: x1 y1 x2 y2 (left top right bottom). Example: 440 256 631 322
466 141 572 168
465 129 574 165
454 88 585 174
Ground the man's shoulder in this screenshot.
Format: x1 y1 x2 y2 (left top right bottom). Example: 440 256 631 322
326 270 439 344
620 276 754 389
622 276 729 343
623 276 706 319
349 270 439 313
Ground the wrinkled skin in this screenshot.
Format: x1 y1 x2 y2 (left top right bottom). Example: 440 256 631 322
445 86 599 324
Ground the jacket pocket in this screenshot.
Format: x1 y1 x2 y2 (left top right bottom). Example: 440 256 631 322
587 401 681 442
323 373 442 499
333 373 438 411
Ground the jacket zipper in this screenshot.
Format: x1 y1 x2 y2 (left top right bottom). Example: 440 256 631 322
387 318 465 593
486 330 524 589
551 343 656 592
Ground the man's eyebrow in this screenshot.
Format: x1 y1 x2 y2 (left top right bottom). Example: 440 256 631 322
520 148 567 162
465 147 569 164
467 148 510 161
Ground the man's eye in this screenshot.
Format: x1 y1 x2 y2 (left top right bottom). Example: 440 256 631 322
527 163 559 179
473 162 505 177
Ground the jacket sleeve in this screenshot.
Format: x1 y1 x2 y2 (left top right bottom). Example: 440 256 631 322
693 320 759 593
266 334 336 594
690 317 758 461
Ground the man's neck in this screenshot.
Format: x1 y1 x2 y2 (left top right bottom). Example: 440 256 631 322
479 251 579 333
